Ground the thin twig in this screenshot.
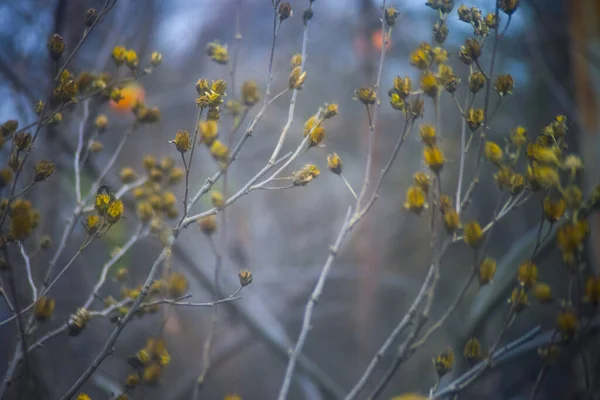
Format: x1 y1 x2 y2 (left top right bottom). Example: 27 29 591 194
455 90 470 212
19 242 37 301
75 100 90 204
140 287 242 310
268 0 313 165
357 3 390 208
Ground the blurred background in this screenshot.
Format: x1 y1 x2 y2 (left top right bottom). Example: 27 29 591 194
0 0 599 399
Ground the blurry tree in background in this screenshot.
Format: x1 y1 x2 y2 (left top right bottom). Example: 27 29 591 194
0 0 599 399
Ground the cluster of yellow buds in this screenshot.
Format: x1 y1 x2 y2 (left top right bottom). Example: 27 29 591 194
8 199 40 241
456 5 502 37
241 80 261 107
289 53 307 90
292 164 320 186
126 338 171 388
130 155 184 227
52 69 79 104
112 45 139 70
131 99 161 124
196 78 227 126
303 104 338 148
167 272 188 297
84 186 124 235
206 41 229 65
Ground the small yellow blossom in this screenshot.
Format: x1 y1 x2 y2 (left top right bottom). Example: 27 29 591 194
354 87 376 105
517 260 538 288
10 199 34 239
171 130 191 153
466 108 484 131
463 221 483 247
95 114 108 131
508 173 525 195
495 74 514 96
484 141 503 165
413 172 430 192
557 220 588 264
210 140 229 162
393 76 412 99
162 191 177 208
419 124 436 146
444 210 461 233
420 71 439 97
85 214 100 234
206 41 229 64
463 337 482 364
150 51 162 67
324 103 339 119
469 71 486 93
327 153 343 174
238 269 253 287
241 80 260 106
211 191 225 209
509 126 527 147
34 296 55 320
292 164 320 186
169 167 184 184
404 186 427 214
112 46 126 66
423 146 444 172
556 308 579 336
95 193 111 213
385 7 400 26
289 66 307 89
106 200 124 224
509 287 528 313
34 160 55 182
479 256 497 285
433 347 454 377
142 363 162 385
533 283 553 303
199 120 219 145
431 47 448 64
543 197 565 222
125 374 141 389
290 54 302 69
409 47 431 70
119 167 137 184
125 49 138 70
167 272 188 297
198 215 217 235
309 124 326 146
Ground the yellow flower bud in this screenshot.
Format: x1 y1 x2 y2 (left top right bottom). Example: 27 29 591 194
327 153 343 175
404 186 427 215
517 260 538 288
463 221 483 247
479 256 497 285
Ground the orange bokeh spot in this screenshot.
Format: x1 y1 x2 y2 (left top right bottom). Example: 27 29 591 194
371 29 391 51
109 83 145 113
